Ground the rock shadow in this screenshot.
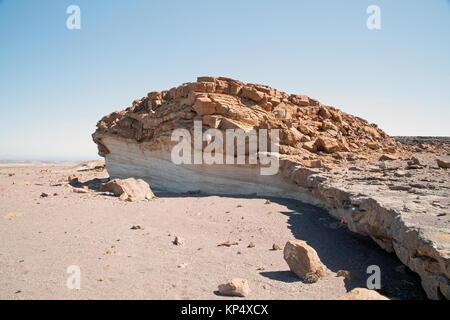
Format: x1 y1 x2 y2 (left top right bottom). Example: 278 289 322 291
155 190 427 300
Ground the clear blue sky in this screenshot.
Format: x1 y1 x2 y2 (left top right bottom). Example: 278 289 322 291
0 0 449 160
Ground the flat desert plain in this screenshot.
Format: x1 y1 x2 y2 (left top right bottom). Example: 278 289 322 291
0 161 426 300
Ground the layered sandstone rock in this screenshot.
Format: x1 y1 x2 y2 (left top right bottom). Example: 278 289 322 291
93 76 403 167
92 77 449 299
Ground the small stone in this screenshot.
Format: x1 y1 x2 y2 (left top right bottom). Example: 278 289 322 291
248 242 256 248
336 270 359 280
4 212 21 219
218 241 238 247
73 187 88 194
264 200 271 205
394 170 410 177
119 192 129 201
40 193 49 198
130 225 141 230
272 243 281 250
303 272 320 283
174 236 185 246
218 278 250 297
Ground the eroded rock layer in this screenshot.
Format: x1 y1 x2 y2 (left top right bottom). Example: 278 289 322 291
93 76 407 166
92 77 449 299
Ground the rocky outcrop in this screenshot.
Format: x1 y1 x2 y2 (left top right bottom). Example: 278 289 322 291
92 77 449 299
93 76 403 165
281 156 450 300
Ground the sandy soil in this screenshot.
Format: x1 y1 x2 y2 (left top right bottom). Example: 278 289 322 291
0 162 427 300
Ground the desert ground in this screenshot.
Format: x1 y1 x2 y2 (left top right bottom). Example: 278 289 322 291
0 161 427 300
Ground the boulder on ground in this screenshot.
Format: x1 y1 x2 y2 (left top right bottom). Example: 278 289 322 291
283 240 329 282
101 178 155 200
339 288 389 300
218 278 250 297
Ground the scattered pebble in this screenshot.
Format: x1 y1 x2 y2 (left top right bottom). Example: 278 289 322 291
4 212 21 219
218 241 238 247
272 243 281 250
336 270 359 281
119 193 129 201
73 187 88 194
174 236 185 246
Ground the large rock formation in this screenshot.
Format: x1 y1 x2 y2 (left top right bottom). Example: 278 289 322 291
93 76 402 166
93 77 449 299
92 76 404 195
